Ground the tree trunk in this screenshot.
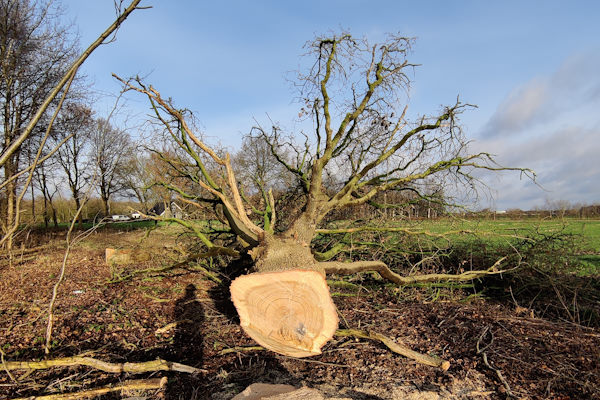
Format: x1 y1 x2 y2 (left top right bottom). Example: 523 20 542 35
3 160 17 249
30 183 35 224
43 194 49 228
101 194 110 217
231 233 338 358
51 206 58 228
74 195 82 227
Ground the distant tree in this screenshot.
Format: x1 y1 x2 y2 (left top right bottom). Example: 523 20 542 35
89 118 132 216
120 152 157 212
234 134 292 194
544 198 573 218
233 135 294 230
54 103 94 224
33 159 59 227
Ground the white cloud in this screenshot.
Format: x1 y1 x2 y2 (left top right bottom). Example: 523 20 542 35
480 51 600 139
472 51 600 210
482 79 547 136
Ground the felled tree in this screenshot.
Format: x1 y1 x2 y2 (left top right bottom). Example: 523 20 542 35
116 33 530 358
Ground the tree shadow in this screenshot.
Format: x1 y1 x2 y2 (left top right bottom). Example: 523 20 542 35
165 283 205 399
208 255 253 322
202 256 302 397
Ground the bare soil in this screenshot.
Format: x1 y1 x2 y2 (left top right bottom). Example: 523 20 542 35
1 228 599 399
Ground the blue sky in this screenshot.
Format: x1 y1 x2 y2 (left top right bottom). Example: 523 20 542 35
62 0 600 210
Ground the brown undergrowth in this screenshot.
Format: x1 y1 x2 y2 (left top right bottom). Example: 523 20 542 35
0 229 599 399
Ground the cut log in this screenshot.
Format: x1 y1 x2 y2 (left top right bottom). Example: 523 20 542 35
231 269 338 357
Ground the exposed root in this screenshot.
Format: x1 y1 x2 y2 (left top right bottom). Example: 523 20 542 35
8 377 167 400
335 329 450 370
321 257 509 285
1 356 202 374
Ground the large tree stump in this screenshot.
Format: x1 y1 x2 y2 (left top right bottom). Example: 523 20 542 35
231 269 338 357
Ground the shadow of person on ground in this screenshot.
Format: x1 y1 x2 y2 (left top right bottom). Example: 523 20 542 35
165 283 205 399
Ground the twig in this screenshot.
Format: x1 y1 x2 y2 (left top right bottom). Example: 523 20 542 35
108 249 226 284
0 347 17 383
335 329 450 370
8 377 167 400
219 345 265 355
154 319 192 334
476 326 514 397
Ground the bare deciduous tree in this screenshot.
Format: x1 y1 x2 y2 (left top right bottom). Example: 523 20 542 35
120 152 158 213
234 134 292 194
115 33 532 358
54 103 94 225
0 0 77 240
33 159 59 228
89 118 132 216
0 0 144 248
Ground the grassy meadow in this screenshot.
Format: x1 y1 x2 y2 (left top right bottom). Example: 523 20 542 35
47 215 600 276
318 216 600 277
423 217 600 274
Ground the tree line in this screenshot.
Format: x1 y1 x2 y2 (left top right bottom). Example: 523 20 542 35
0 0 143 248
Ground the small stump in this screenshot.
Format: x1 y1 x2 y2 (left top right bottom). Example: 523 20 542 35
231 270 338 357
105 248 132 265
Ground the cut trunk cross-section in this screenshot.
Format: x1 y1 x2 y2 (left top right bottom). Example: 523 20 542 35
231 269 338 358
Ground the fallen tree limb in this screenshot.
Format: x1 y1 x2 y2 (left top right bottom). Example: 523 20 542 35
321 257 509 285
315 226 534 242
335 329 450 371
108 248 228 283
1 356 201 374
217 330 450 370
8 377 167 400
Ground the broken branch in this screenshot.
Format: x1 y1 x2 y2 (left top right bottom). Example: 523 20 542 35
1 356 201 374
335 329 450 370
321 257 510 285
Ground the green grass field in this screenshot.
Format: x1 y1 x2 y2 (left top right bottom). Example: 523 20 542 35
321 217 600 275
38 216 600 275
422 218 600 248
410 217 600 274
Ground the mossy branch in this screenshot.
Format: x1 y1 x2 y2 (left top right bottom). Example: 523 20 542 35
313 238 349 262
316 226 535 242
213 329 449 370
1 356 201 374
321 256 511 285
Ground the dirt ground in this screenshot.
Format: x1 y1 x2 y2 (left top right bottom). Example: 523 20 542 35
1 228 599 399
